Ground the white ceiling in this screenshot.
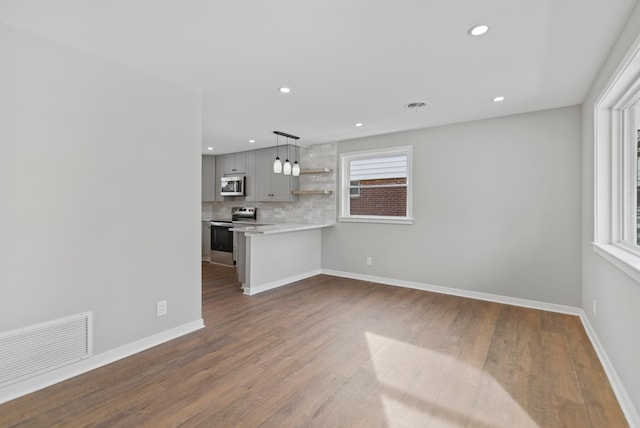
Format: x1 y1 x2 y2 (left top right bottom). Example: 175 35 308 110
0 0 636 154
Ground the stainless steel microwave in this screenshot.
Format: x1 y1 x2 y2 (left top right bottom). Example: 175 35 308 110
220 176 245 196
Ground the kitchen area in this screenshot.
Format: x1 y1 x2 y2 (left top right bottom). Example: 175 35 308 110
202 141 337 295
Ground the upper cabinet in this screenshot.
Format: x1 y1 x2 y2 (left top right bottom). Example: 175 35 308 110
215 151 254 201
202 155 216 202
253 146 298 202
206 147 298 202
244 150 256 201
221 152 246 175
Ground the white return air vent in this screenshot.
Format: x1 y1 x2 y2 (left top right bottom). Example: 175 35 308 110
0 312 92 388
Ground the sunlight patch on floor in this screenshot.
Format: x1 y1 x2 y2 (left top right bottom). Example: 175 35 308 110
364 331 538 428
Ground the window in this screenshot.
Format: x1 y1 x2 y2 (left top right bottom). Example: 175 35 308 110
593 39 640 283
339 146 412 224
617 99 640 249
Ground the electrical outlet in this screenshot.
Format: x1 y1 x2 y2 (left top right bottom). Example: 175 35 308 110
366 256 373 266
592 299 597 315
157 300 167 317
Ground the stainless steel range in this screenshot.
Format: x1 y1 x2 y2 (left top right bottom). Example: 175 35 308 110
209 207 257 265
231 206 258 223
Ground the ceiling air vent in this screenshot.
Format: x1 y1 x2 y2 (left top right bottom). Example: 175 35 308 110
405 102 427 111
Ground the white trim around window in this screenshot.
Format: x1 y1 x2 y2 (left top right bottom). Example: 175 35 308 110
593 32 640 284
338 146 413 224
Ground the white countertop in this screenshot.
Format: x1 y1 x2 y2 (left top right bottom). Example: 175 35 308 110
201 219 269 225
231 222 335 236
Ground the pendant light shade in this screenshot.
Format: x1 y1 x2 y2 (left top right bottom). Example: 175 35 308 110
273 156 282 173
292 139 300 176
273 133 282 173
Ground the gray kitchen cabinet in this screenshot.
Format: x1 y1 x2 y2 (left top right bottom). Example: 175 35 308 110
202 155 216 202
215 156 224 200
254 146 298 201
221 152 246 175
244 150 256 201
253 148 271 200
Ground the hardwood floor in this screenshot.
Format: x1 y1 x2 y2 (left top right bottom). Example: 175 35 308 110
0 263 628 427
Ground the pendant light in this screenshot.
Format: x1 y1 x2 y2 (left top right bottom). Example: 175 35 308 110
292 138 300 176
273 133 282 173
283 137 292 175
273 131 300 174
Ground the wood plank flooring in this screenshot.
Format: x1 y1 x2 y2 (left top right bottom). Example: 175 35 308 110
0 263 628 427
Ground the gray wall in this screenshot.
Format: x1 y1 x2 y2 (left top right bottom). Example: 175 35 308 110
323 106 582 306
0 24 202 353
581 2 640 415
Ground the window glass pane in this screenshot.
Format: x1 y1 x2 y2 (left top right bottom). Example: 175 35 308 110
637 129 640 244
349 178 407 216
349 156 407 180
348 155 407 216
621 102 640 246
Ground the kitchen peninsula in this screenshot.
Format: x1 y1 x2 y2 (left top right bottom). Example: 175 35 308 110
231 222 334 295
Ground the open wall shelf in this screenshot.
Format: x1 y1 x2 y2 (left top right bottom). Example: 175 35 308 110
300 168 333 174
295 167 333 195
291 189 333 195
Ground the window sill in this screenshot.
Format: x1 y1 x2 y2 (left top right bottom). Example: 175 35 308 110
338 216 413 225
592 242 640 284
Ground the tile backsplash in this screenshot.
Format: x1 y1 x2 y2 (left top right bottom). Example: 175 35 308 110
202 142 337 224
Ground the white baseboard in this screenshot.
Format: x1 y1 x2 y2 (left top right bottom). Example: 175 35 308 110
579 311 640 428
244 269 322 296
0 318 204 405
321 269 639 427
321 269 581 315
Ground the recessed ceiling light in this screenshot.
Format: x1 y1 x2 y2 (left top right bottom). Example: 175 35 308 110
492 96 505 102
355 122 363 127
249 139 255 143
279 87 291 93
468 25 489 36
207 147 214 150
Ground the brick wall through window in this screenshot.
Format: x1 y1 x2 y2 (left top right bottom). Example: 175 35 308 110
350 178 407 216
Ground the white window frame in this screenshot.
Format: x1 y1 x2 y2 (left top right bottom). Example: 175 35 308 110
338 146 413 224
593 36 640 284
